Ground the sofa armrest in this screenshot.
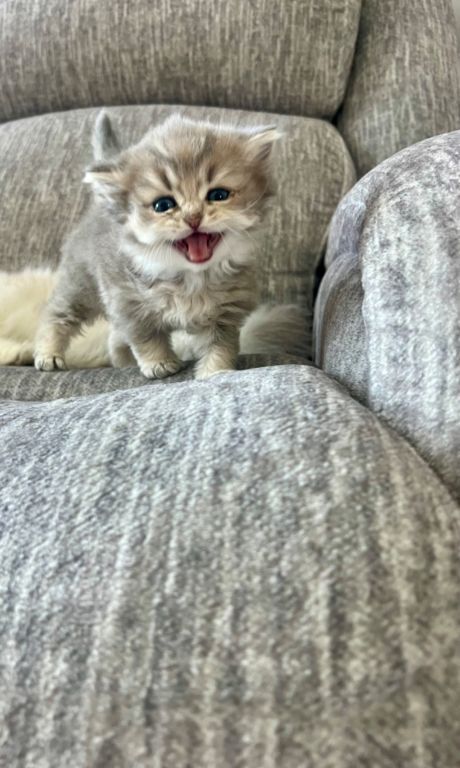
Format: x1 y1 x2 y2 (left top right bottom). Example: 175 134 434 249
338 0 460 177
314 131 460 501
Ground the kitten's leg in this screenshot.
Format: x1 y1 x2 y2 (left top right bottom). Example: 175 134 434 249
194 325 239 380
108 328 136 368
106 297 182 379
35 318 76 371
34 280 98 371
130 332 183 379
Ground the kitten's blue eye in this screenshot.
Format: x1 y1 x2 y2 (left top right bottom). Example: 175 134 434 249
153 196 176 213
207 188 230 202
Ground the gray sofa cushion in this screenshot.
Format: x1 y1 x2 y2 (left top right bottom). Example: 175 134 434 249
1 364 459 767
0 0 361 122
0 354 308 401
0 104 355 318
314 131 460 501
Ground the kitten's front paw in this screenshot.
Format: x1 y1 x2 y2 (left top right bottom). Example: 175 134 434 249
139 358 183 379
34 353 67 372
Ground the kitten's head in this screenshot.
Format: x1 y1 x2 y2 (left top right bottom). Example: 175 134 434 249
85 114 279 273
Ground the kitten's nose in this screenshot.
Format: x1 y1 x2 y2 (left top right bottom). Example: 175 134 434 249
184 214 202 231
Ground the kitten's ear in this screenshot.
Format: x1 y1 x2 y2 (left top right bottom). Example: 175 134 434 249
92 110 120 162
84 163 128 217
245 126 282 164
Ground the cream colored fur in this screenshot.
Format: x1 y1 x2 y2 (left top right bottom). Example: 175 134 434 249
0 269 109 368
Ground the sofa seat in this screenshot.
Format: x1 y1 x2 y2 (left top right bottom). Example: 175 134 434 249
0 354 308 401
1 363 459 767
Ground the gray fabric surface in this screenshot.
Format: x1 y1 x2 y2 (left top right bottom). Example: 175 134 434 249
315 130 460 501
1 364 459 768
314 256 367 403
338 0 460 176
0 104 355 317
0 354 309 402
0 0 361 122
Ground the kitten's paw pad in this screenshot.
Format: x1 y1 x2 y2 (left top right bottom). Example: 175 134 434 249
139 358 182 379
34 354 67 372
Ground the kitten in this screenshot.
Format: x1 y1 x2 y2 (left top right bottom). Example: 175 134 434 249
33 112 282 379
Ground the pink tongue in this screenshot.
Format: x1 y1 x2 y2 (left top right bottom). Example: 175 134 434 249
185 232 211 263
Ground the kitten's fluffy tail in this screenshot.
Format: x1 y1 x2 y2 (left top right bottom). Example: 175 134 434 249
92 110 120 162
240 304 310 358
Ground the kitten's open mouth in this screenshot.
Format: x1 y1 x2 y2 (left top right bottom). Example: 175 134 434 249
174 232 222 264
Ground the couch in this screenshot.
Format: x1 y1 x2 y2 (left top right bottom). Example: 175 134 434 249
1 1 459 766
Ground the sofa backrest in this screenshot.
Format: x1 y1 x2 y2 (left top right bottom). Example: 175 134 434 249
0 0 361 123
338 0 460 176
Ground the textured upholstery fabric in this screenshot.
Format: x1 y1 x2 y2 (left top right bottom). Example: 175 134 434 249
314 256 367 403
0 354 309 401
0 0 361 123
0 104 355 314
314 131 460 501
338 0 460 176
454 0 460 34
1 365 459 768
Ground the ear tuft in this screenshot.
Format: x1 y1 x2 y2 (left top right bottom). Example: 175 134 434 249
245 126 282 163
84 163 127 218
84 162 118 189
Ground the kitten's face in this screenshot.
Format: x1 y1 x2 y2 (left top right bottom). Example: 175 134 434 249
86 115 278 273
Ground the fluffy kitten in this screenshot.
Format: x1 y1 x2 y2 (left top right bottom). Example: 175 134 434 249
33 112 281 379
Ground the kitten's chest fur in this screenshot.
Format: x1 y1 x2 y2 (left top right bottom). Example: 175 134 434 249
131 265 256 332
